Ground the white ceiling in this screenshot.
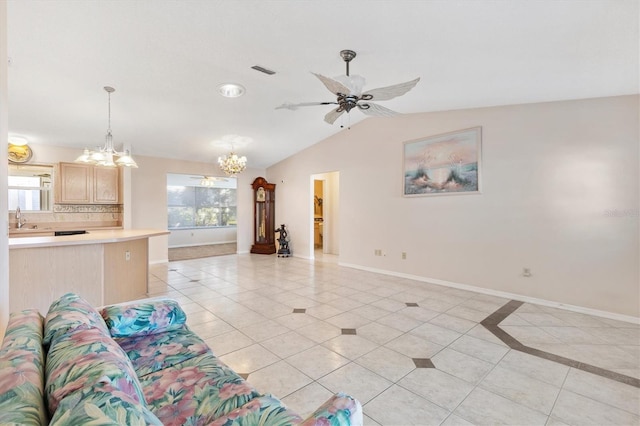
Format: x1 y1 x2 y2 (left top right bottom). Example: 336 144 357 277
6 0 638 169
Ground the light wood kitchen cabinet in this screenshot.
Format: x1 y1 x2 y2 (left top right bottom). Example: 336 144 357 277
57 163 91 203
56 162 120 204
93 166 119 203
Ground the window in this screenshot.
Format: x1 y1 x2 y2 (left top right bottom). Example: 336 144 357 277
167 174 237 229
8 164 53 212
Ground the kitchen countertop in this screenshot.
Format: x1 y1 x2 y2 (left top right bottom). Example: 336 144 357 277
9 229 169 249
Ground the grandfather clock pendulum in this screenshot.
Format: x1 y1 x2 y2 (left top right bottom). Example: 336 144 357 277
250 177 276 254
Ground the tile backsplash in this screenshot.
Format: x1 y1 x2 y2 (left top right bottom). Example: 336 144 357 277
8 204 123 230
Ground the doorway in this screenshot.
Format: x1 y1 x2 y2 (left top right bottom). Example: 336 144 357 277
310 171 339 258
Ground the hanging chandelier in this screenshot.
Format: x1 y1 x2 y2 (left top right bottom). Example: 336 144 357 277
75 86 138 168
218 151 247 177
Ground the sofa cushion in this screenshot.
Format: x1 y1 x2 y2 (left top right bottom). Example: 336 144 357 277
116 325 210 377
43 292 109 346
0 310 48 426
138 352 261 425
45 326 147 416
101 299 187 338
49 388 163 425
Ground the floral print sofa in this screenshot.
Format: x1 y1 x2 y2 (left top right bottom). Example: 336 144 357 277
0 293 362 425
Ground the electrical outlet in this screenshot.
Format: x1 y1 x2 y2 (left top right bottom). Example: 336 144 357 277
125 251 131 261
522 267 532 277
374 249 382 256
402 252 407 260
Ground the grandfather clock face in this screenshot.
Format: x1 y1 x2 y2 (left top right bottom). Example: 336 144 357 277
256 187 266 202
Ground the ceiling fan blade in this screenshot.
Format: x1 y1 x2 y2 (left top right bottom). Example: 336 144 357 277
362 77 420 101
357 102 399 117
313 73 351 95
324 108 345 124
276 101 337 111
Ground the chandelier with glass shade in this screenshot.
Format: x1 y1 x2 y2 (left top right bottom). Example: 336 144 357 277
75 86 138 168
218 151 247 177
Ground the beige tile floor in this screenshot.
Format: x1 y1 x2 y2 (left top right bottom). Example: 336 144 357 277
146 253 640 426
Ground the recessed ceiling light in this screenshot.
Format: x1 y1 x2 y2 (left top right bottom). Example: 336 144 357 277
218 83 245 98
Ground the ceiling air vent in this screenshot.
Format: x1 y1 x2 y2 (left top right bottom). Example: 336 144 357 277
251 65 276 75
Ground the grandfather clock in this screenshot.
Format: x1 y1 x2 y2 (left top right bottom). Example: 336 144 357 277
250 177 276 254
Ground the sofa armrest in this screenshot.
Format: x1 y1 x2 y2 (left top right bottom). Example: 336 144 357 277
0 310 48 426
300 392 363 426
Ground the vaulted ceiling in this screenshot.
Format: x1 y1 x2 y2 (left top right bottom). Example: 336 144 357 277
6 0 638 169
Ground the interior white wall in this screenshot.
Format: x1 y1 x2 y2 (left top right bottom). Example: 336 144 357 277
267 95 640 317
131 155 264 262
14 143 94 165
0 1 9 337
168 227 237 248
325 172 339 254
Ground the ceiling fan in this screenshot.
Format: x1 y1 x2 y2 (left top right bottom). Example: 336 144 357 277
190 176 228 186
277 50 420 125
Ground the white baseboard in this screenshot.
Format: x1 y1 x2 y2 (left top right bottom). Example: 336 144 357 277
149 258 169 265
339 262 640 325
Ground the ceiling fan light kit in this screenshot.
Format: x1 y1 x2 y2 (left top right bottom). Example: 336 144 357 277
277 49 420 125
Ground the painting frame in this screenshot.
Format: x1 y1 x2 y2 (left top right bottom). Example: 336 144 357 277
403 127 482 197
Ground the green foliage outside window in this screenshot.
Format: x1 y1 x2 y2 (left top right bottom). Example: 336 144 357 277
168 186 237 229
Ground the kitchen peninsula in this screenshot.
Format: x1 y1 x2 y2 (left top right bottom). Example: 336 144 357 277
9 229 169 314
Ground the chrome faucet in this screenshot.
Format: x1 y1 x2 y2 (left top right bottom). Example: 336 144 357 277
15 206 25 229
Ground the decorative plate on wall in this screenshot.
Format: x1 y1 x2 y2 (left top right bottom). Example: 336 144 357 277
8 143 33 163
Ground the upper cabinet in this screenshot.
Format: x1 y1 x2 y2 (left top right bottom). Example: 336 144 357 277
55 162 120 204
56 163 91 204
93 166 119 203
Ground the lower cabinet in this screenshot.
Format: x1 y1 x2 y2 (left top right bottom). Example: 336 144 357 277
9 238 149 314
103 239 148 305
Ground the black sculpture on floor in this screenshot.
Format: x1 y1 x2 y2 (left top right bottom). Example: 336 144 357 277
275 224 291 257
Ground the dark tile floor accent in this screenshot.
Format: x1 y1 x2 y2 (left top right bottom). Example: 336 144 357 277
405 302 419 307
341 328 357 335
292 308 306 313
413 358 435 368
239 373 249 380
482 300 640 388
190 279 200 282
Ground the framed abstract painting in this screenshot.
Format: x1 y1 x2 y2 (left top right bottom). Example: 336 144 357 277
403 127 482 196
